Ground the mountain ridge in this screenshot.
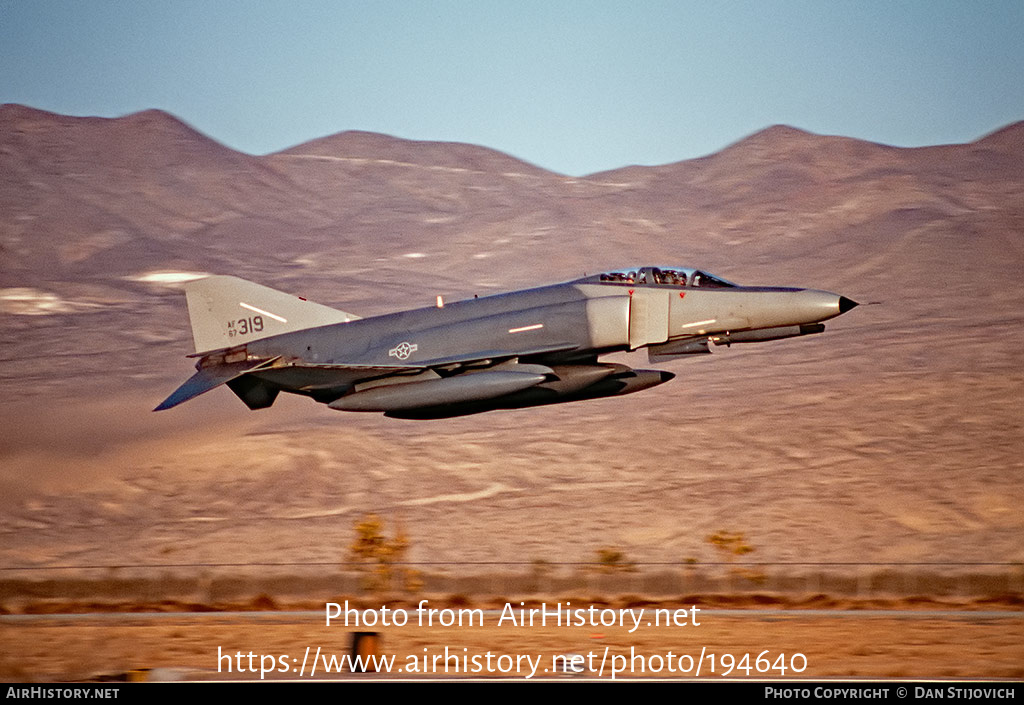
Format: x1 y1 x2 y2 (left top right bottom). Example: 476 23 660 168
0 106 1021 576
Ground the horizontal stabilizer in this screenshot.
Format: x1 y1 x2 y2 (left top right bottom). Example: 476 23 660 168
154 358 279 411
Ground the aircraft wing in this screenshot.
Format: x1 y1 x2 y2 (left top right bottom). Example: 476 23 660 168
247 343 580 392
157 343 579 411
407 342 578 369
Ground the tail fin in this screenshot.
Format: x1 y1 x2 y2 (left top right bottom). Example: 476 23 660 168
185 275 359 354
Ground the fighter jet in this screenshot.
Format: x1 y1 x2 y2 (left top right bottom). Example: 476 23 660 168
155 266 858 419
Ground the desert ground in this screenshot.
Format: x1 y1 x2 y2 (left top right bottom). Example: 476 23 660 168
3 600 1022 681
1 107 1021 681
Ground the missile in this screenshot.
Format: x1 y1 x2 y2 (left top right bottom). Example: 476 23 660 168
711 323 826 346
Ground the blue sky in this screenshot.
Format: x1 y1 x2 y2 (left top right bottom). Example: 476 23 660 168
2 1 1022 175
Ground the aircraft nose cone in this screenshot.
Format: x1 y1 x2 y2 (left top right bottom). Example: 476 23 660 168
791 289 860 324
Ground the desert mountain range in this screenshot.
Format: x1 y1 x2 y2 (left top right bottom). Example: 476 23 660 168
0 105 1021 572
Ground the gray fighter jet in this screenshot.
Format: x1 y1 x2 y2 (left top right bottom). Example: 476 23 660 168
156 266 858 419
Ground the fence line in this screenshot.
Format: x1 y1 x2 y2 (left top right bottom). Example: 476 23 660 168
1 564 1022 602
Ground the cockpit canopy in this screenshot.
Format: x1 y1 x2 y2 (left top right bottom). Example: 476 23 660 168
583 266 736 288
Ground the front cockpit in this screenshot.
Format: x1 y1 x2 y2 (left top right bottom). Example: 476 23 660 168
582 266 737 288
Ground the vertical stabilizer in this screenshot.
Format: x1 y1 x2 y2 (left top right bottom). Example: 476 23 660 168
185 275 359 354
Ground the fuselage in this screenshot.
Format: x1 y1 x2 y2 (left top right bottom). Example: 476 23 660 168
157 266 858 417
243 271 851 368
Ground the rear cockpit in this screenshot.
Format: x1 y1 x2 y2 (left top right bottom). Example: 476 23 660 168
582 266 736 288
